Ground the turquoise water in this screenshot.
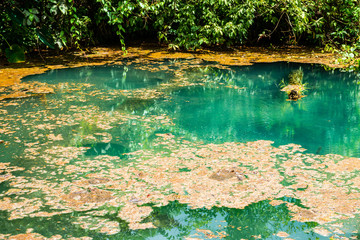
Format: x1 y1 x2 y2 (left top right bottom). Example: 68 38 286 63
22 64 172 90
0 200 333 239
1 61 360 239
159 63 360 157
0 199 356 239
20 62 360 157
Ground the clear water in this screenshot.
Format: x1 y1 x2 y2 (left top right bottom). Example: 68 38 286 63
159 63 360 157
21 62 360 158
1 61 360 239
0 200 331 239
22 64 172 90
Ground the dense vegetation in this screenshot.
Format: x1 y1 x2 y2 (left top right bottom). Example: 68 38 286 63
1 0 359 58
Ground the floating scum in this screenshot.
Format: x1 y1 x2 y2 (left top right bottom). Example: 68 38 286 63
1 136 360 237
0 59 359 239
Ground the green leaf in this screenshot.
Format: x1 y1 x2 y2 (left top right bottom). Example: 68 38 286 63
50 5 58 15
33 15 40 23
30 8 39 15
59 4 68 15
36 28 55 49
8 9 25 26
5 44 25 63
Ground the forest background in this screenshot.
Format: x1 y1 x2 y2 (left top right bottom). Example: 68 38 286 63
0 0 359 64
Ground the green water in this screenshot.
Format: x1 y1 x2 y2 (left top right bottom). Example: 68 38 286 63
0 61 360 239
0 199 337 240
158 63 360 157
23 64 172 90
23 61 360 157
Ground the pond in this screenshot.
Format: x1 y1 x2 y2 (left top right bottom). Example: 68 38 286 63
0 60 360 239
159 62 360 157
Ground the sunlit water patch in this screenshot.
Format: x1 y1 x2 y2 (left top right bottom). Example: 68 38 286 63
0 60 360 239
159 62 360 157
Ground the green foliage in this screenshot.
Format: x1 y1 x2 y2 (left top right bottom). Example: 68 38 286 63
36 28 55 49
0 0 96 53
288 68 303 85
152 0 256 49
0 0 360 54
281 68 307 97
5 44 25 63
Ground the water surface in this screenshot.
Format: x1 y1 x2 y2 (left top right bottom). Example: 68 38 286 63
22 64 172 90
0 61 359 239
159 63 360 156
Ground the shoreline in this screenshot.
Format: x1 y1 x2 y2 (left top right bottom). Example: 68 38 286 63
0 45 342 87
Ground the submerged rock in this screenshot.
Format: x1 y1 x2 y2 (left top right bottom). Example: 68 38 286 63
289 89 300 100
209 167 244 181
61 188 114 207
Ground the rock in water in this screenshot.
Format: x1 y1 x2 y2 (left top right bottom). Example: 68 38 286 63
288 90 300 100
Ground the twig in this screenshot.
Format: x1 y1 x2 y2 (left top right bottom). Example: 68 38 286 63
285 12 296 43
0 33 11 48
36 37 46 63
270 12 285 36
257 12 285 41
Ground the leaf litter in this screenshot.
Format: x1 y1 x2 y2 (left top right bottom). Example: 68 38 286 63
0 59 359 239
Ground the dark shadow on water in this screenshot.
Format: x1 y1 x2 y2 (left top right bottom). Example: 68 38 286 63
115 98 156 113
83 142 128 157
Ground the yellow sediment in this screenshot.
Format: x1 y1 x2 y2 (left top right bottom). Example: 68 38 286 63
0 45 342 87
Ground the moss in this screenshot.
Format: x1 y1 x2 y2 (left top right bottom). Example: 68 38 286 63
281 68 307 101
288 68 304 85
